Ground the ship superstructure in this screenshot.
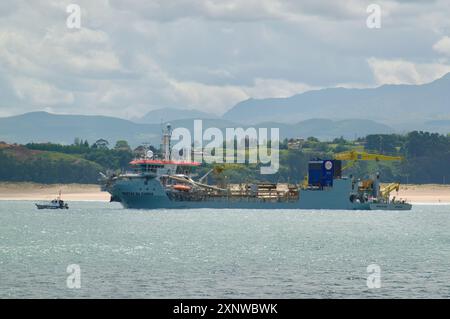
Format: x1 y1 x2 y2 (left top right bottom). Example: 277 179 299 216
101 125 412 210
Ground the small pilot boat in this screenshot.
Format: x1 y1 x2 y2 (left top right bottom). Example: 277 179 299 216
35 192 69 210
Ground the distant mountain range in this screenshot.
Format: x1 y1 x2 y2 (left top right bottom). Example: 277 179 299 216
136 107 217 124
223 73 450 127
0 112 394 146
1 73 449 146
0 112 160 146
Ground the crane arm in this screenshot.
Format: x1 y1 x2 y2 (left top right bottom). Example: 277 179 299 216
334 150 403 162
380 183 400 199
213 163 245 175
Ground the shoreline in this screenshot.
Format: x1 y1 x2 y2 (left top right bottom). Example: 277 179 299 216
1 182 450 204
0 182 110 202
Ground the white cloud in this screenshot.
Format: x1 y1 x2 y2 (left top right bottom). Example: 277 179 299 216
169 80 248 113
244 78 316 99
12 77 74 105
433 36 450 56
109 0 387 23
109 0 288 22
165 77 316 114
0 27 122 77
125 54 313 114
1 0 450 119
367 57 450 85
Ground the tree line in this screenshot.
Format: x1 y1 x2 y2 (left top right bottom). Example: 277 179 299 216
1 131 449 184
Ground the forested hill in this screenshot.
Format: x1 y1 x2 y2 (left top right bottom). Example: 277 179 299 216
0 141 132 184
1 131 450 185
0 142 102 183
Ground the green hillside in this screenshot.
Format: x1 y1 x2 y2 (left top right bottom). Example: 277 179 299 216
1 130 449 185
0 143 102 184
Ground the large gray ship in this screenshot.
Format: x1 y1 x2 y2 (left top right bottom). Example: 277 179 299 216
101 126 412 211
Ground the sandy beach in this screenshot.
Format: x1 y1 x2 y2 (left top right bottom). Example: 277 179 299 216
394 184 450 204
0 182 110 202
0 182 450 204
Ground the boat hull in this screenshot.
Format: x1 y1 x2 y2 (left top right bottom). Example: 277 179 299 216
35 204 69 210
106 177 412 211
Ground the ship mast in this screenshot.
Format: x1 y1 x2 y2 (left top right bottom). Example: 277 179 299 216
162 123 172 161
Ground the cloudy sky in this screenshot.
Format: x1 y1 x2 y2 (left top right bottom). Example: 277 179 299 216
0 0 450 119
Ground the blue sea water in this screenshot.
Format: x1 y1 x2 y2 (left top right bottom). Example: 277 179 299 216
0 200 449 298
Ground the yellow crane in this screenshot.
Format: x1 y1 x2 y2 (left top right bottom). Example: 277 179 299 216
334 150 403 171
380 182 400 200
335 151 404 200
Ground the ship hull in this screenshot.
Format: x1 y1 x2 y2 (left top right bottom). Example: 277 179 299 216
105 177 412 211
368 203 412 211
